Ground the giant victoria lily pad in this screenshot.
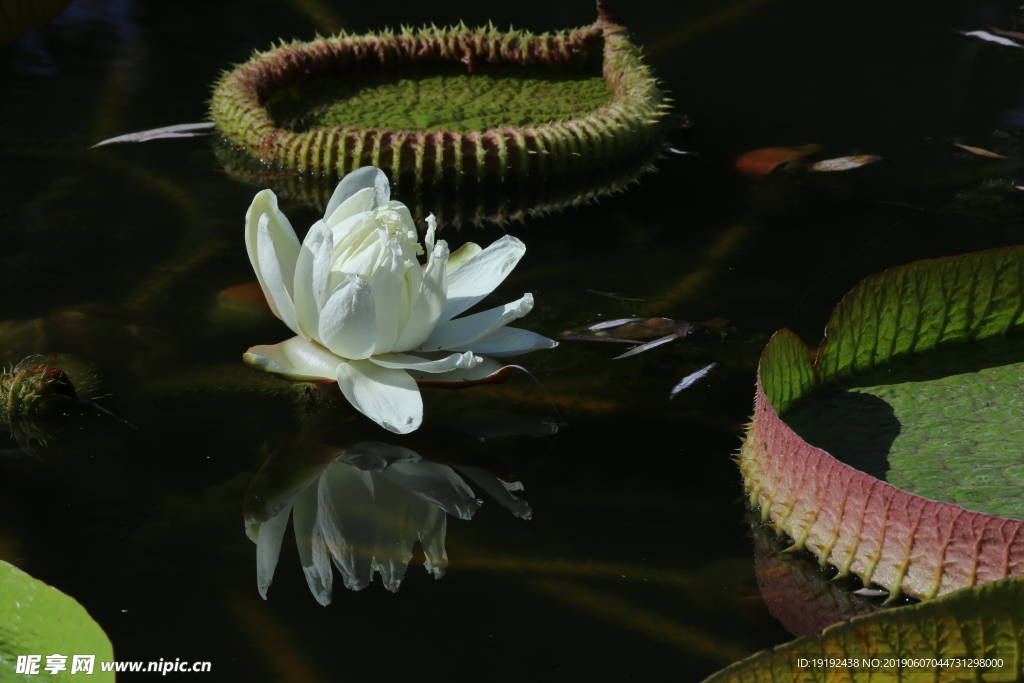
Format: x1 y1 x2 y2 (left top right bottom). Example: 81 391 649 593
739 245 1024 601
209 3 667 189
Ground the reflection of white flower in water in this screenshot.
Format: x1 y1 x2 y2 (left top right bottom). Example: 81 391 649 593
242 166 557 434
245 441 530 605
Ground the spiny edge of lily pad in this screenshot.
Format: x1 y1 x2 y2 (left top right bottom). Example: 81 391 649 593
209 4 669 187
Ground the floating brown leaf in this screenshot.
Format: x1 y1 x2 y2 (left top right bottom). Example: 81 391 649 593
953 142 1009 158
987 25 1024 41
217 282 272 314
558 317 694 343
734 144 822 178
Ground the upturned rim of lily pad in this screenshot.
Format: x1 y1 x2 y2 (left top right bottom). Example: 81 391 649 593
209 1 669 188
212 133 661 227
739 245 1024 602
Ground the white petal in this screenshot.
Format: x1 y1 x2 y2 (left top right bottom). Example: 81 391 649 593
312 229 335 311
383 200 417 239
336 359 423 434
244 336 341 381
254 504 292 599
380 461 481 520
257 216 302 335
326 188 374 229
456 466 532 520
318 273 378 360
424 215 437 254
292 487 333 605
318 464 375 591
396 231 425 324
369 351 479 373
373 170 391 207
394 240 448 352
330 213 380 278
245 191 300 313
449 326 558 357
440 235 525 322
324 167 388 224
406 356 507 385
368 240 409 354
419 294 533 352
293 220 331 340
446 241 482 272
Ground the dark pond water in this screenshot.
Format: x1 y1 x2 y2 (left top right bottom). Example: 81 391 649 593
3 0 1024 680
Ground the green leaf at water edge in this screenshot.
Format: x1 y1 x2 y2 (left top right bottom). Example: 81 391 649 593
702 576 1024 682
0 561 114 682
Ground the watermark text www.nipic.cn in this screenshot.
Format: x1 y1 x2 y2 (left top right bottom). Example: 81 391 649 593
14 654 212 675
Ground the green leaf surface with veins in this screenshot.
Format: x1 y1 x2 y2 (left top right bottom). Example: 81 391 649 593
782 245 1024 521
266 62 611 133
0 561 113 682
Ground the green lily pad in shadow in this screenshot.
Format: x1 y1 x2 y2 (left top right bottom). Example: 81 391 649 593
785 333 1024 520
740 245 1024 600
0 560 114 682
702 576 1024 682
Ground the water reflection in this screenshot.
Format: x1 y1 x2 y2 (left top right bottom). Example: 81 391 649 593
749 515 894 637
244 414 545 604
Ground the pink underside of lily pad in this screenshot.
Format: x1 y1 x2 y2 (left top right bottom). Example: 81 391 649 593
740 359 1024 601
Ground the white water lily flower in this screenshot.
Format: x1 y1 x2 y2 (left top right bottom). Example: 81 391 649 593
242 167 557 434
245 441 531 604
